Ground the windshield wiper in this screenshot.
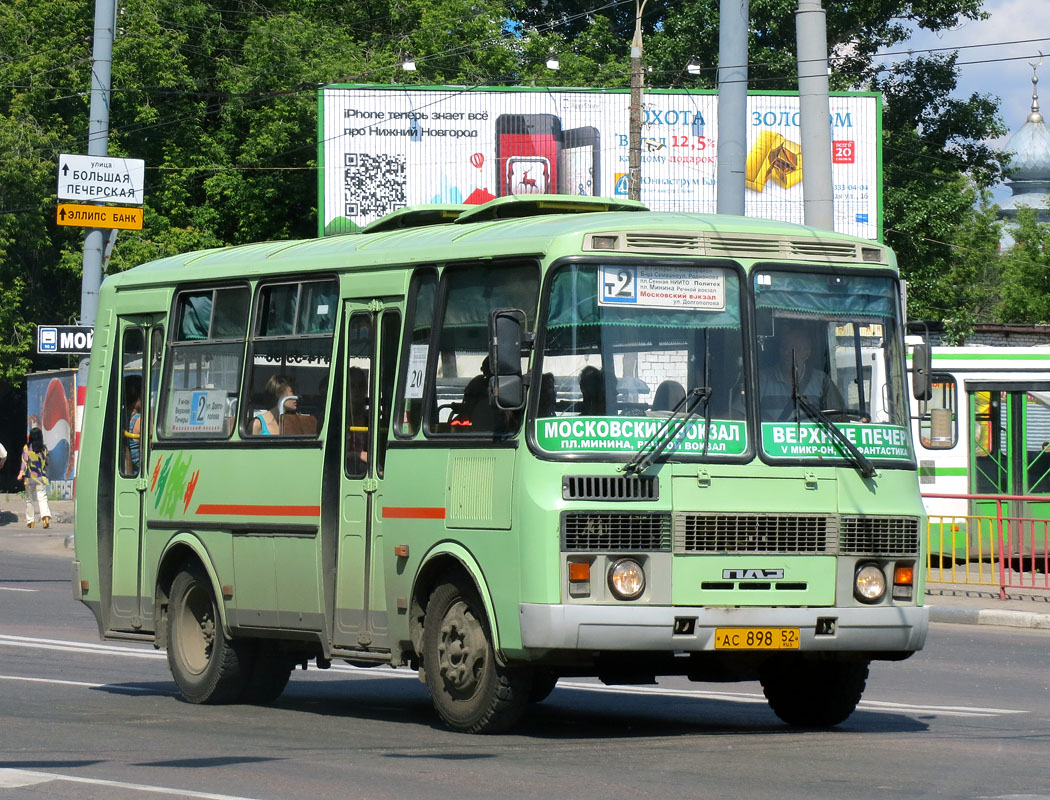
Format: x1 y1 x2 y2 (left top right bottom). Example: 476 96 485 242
622 386 711 476
792 390 877 480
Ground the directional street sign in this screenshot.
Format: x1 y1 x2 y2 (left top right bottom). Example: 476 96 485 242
37 325 94 355
57 153 145 205
56 203 143 230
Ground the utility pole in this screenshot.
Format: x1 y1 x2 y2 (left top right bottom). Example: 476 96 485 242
80 0 117 327
796 0 834 230
628 0 649 201
716 0 749 215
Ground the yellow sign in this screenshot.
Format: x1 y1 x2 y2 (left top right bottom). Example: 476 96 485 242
56 203 143 230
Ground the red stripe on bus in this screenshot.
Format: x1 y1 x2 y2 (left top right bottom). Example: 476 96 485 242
382 506 446 519
196 504 320 517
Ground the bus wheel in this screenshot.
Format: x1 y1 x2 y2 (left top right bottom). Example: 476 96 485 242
423 580 530 733
167 562 247 704
760 658 869 728
241 643 292 704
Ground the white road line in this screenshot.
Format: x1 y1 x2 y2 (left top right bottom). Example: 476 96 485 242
0 634 1029 719
0 768 265 799
0 587 36 592
0 674 160 693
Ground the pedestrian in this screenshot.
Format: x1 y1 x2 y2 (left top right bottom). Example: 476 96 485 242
17 428 50 529
0 440 6 470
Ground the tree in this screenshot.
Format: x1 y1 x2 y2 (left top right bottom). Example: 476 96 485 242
1000 206 1050 323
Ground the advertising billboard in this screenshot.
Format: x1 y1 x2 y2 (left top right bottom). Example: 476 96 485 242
26 369 78 500
319 86 881 239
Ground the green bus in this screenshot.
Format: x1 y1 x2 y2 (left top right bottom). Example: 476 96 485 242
73 195 928 733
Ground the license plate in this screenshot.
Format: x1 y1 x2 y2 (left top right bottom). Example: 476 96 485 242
714 627 800 650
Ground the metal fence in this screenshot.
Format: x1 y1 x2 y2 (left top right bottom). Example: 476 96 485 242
924 493 1050 597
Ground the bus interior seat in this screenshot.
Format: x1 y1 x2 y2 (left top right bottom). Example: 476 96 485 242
652 380 686 411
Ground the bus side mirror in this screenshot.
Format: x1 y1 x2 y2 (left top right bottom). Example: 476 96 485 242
912 343 932 401
489 308 527 411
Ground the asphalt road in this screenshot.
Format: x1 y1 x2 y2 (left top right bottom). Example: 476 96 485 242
1 536 1048 800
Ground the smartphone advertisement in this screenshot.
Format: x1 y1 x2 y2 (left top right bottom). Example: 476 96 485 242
320 86 880 240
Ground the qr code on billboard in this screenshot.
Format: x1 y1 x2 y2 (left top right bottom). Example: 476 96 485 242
344 153 407 218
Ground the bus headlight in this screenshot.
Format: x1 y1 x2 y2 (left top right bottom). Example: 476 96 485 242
854 563 886 603
608 558 645 600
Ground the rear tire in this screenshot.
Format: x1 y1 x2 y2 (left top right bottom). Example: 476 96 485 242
167 561 247 704
760 658 869 727
423 579 531 733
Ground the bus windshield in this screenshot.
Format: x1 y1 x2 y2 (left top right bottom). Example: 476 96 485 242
533 261 746 458
754 269 912 467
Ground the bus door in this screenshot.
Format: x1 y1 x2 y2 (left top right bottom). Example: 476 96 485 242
969 383 1050 537
333 302 401 651
111 318 164 630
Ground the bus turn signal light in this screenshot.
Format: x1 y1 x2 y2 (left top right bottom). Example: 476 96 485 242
568 563 590 582
894 566 914 585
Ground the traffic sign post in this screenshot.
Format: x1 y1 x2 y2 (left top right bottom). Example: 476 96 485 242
37 325 95 355
58 154 145 205
56 203 143 230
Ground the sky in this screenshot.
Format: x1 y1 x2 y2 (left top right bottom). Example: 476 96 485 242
885 0 1050 200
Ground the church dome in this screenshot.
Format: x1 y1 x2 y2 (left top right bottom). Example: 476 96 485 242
1003 68 1050 182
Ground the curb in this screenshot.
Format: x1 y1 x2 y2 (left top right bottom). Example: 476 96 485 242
927 604 1050 630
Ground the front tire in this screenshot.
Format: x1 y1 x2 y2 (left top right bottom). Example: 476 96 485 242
167 561 248 704
760 657 869 727
423 579 531 733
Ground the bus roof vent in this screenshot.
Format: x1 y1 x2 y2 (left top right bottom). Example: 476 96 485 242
360 204 469 233
455 194 647 223
623 232 705 252
704 235 783 258
788 240 863 261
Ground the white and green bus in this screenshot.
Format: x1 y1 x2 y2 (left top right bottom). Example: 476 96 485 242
73 195 928 733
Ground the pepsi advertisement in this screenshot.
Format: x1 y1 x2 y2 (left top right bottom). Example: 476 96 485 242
26 370 77 499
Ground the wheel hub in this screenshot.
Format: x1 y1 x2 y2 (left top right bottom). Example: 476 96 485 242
437 600 486 697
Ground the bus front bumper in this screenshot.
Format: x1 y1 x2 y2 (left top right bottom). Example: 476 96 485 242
519 603 928 653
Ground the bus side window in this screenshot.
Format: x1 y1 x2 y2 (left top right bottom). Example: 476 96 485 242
158 285 250 441
426 261 539 436
394 269 437 438
244 278 337 438
919 374 957 449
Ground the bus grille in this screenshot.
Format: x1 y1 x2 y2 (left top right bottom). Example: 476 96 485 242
562 513 671 551
562 475 658 501
840 515 920 555
674 514 834 553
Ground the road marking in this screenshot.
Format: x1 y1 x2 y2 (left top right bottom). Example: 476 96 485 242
0 674 161 693
0 587 36 592
0 634 1029 719
0 768 264 799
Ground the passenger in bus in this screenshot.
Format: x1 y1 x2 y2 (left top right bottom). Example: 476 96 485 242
125 378 142 473
578 365 605 415
252 374 297 435
451 358 493 430
538 372 557 417
760 327 844 420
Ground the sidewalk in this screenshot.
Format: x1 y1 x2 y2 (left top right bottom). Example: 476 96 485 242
1 494 1048 630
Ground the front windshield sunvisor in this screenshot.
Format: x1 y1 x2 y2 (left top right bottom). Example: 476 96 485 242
534 261 746 460
754 269 912 467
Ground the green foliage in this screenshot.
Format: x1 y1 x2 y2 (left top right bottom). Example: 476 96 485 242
0 0 1032 391
1000 207 1050 323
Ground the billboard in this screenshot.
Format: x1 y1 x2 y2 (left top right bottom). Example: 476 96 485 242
319 86 881 239
26 370 78 500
